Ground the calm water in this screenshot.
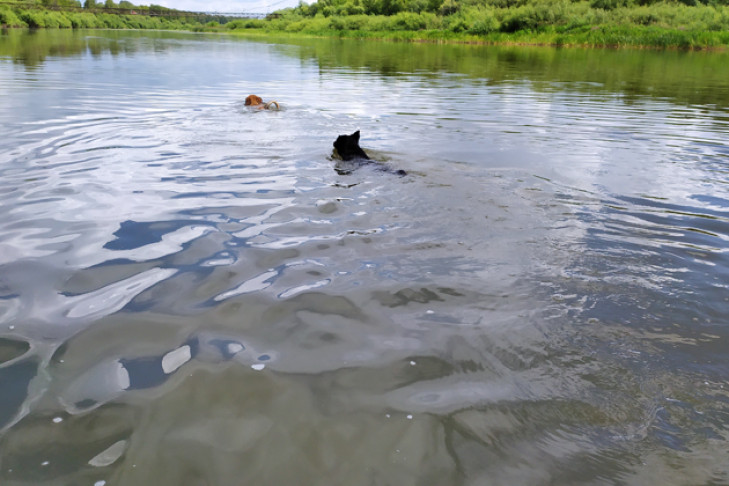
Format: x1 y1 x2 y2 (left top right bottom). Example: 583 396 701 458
2 29 729 485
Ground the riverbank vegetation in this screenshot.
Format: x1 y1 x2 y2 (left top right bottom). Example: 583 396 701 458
2 0 729 48
216 0 729 48
0 0 217 29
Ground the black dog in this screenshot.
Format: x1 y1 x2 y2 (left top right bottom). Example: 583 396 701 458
333 131 406 176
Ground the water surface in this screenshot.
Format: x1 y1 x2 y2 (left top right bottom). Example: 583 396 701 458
1 29 729 485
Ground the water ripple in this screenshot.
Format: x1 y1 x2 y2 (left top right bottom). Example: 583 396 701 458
3 32 729 486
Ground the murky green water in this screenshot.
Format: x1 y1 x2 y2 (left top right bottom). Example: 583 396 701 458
1 29 729 485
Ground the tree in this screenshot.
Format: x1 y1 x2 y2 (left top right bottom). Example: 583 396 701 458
105 0 117 8
84 0 97 8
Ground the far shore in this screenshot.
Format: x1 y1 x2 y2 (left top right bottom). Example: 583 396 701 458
216 26 729 51
3 0 729 51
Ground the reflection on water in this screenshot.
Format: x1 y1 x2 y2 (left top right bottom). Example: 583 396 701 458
1 30 729 485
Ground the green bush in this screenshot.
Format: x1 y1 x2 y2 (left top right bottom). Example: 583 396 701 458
42 11 73 28
591 0 633 10
284 18 306 30
67 12 87 27
341 13 370 28
43 12 60 27
96 12 123 27
0 7 26 27
628 5 660 24
446 12 470 31
497 0 570 31
329 15 346 28
467 7 500 33
389 11 430 29
227 18 266 29
438 0 459 15
331 1 367 15
361 14 394 28
305 15 335 30
20 11 46 28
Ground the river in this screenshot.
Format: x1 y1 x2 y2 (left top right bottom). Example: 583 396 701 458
1 29 729 485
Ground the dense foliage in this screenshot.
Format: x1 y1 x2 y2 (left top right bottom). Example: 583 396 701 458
2 0 729 48
0 0 215 29
291 0 729 17
211 0 729 48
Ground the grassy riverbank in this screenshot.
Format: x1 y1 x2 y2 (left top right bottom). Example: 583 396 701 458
211 0 729 49
223 23 729 49
2 0 729 49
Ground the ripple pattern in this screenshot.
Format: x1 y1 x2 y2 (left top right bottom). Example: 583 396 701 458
2 31 729 486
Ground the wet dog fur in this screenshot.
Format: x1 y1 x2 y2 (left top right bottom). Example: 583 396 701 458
333 131 406 176
334 130 370 161
245 94 264 107
245 94 280 110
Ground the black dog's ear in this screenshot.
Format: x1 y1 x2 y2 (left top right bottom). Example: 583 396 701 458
352 130 360 142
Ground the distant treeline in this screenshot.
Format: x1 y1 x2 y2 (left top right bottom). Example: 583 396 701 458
0 0 229 29
209 0 729 48
4 0 729 48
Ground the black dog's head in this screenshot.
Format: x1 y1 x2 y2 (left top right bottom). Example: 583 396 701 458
333 130 370 161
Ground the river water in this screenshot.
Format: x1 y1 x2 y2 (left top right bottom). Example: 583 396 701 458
1 29 729 485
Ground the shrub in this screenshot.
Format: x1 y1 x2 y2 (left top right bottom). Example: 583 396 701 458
302 15 332 30
43 12 60 28
68 12 97 28
439 0 459 15
406 0 429 13
97 12 125 28
361 0 380 15
591 0 633 9
329 15 346 28
498 0 569 32
284 18 305 30
331 1 367 15
124 14 145 28
628 6 661 24
227 18 266 29
389 11 429 29
0 7 26 27
342 14 370 29
20 11 46 28
468 8 500 33
446 12 470 31
43 11 73 28
380 0 409 15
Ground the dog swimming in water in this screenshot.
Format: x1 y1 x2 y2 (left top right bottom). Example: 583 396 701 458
333 130 406 176
245 94 280 110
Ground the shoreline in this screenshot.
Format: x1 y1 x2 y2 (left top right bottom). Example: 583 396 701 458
3 24 727 51
220 27 729 51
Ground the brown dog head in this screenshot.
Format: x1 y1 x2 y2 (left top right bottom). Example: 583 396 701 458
245 94 263 106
